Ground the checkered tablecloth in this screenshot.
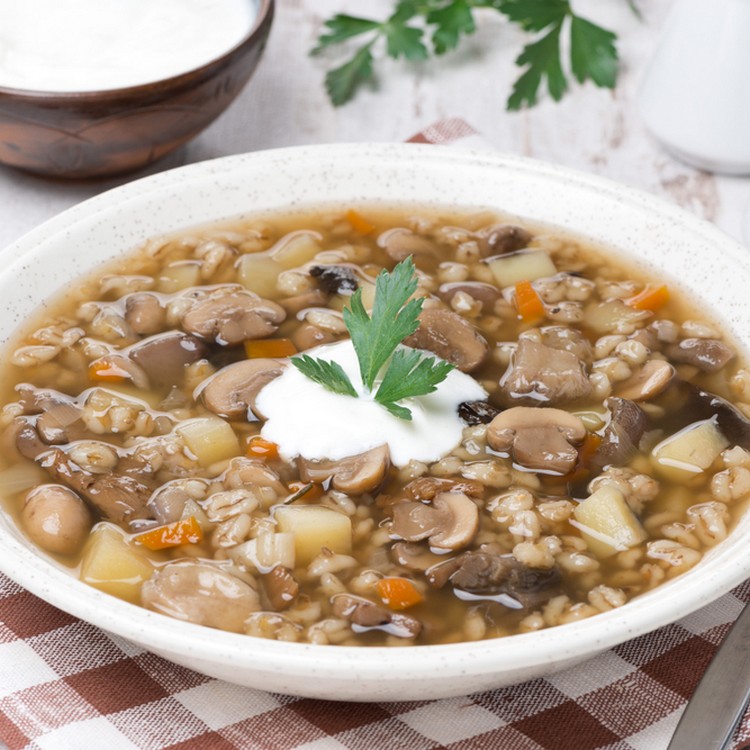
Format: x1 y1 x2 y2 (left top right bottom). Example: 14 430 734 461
2 119 750 750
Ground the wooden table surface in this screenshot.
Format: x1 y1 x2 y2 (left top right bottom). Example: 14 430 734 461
0 0 748 251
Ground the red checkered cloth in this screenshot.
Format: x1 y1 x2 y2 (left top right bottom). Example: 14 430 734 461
2 118 750 750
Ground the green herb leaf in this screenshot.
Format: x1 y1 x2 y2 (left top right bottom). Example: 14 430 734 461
507 21 566 110
427 0 476 55
344 257 423 391
570 16 618 87
312 14 382 54
374 347 455 420
497 0 568 32
384 21 428 60
324 43 376 107
291 354 358 397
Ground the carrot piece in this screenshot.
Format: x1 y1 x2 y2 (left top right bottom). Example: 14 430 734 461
376 577 424 610
87 358 129 383
247 436 280 460
135 516 203 550
514 280 545 322
346 209 375 235
244 338 297 359
626 284 669 312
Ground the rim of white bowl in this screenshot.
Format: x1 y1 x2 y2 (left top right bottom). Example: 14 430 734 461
1 143 750 685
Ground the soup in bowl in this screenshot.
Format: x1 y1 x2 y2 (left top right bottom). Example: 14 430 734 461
0 144 749 700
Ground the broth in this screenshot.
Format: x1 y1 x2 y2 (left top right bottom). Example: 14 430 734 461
1 204 748 646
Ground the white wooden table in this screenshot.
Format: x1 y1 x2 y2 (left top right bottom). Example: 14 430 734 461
0 0 748 251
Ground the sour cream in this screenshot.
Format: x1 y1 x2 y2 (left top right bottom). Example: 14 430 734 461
256 340 488 468
0 0 257 92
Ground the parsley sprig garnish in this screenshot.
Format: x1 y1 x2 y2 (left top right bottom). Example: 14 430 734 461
312 0 630 110
292 257 454 421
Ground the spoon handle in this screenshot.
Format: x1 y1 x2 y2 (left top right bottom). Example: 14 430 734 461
667 599 750 750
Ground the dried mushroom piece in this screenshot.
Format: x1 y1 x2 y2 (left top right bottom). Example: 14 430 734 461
499 338 591 406
331 593 422 638
667 338 735 373
487 406 587 475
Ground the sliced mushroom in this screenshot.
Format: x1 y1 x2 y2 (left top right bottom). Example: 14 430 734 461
438 281 500 313
667 338 735 373
21 484 92 556
615 359 675 401
378 228 438 262
129 331 207 388
37 445 155 523
591 397 649 469
291 322 338 351
278 289 329 316
182 290 286 345
476 224 532 257
14 418 48 460
402 476 484 503
458 400 501 425
499 338 592 406
391 491 479 551
298 445 389 495
124 293 166 335
331 593 422 638
262 566 299 610
404 307 488 373
487 406 587 475
141 561 260 633
449 549 561 610
34 396 85 445
200 358 286 420
221 456 288 498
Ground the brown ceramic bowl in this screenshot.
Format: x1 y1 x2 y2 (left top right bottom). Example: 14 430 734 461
0 0 274 179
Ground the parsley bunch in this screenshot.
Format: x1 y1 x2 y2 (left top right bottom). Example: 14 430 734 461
313 0 632 110
292 257 454 420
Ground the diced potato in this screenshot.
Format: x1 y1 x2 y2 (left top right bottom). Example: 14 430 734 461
177 417 241 467
157 261 201 293
359 281 377 311
584 299 650 335
488 249 557 288
573 485 647 558
80 524 154 603
180 498 212 531
270 232 321 269
238 253 283 297
651 418 729 482
274 505 352 565
229 532 296 572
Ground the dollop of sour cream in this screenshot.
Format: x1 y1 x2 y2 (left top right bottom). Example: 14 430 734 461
0 0 257 92
256 340 488 468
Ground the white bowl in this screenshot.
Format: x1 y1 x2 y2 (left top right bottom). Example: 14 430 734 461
1 144 749 702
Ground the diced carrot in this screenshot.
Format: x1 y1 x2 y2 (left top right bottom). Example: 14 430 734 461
135 516 203 550
286 481 325 502
244 338 298 358
346 209 375 235
87 358 129 383
514 280 545 322
247 436 280 460
376 577 424 610
626 284 669 312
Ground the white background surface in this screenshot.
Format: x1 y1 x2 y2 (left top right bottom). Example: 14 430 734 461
0 0 748 248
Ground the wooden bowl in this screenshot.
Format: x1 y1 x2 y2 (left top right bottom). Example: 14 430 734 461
0 0 274 178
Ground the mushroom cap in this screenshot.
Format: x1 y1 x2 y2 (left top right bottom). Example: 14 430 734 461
476 224 531 257
615 359 675 401
487 406 587 475
404 307 488 373
124 293 166 336
199 358 287 420
182 290 286 345
667 338 735 373
21 484 92 556
429 491 480 551
129 331 206 388
298 444 390 496
378 228 438 262
438 281 500 313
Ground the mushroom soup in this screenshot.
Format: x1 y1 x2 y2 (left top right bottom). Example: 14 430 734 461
1 205 749 646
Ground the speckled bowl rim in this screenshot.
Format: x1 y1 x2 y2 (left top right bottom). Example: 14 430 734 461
0 0 274 99
1 143 749 699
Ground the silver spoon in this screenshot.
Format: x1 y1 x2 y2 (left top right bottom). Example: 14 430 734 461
666 598 750 750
